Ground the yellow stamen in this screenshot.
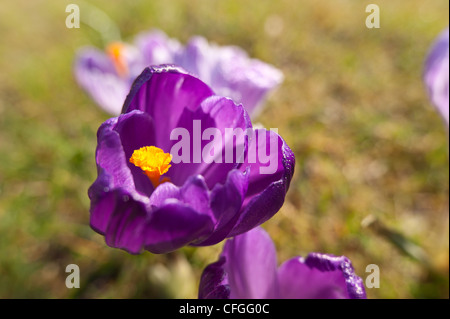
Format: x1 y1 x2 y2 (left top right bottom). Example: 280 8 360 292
106 42 129 77
129 146 172 188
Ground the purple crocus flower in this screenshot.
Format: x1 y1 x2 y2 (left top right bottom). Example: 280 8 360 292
88 65 295 254
424 27 449 126
75 30 283 117
199 227 367 299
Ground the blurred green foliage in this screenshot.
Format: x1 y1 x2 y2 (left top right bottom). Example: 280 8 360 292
0 0 448 299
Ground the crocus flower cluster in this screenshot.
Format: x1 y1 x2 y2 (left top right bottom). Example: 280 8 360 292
424 27 449 126
199 227 367 299
88 65 295 254
75 30 283 116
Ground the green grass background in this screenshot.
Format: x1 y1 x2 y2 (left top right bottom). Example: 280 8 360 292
0 0 448 299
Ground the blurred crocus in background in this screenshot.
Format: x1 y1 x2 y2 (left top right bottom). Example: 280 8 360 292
74 30 283 116
89 65 294 254
424 27 449 126
199 227 367 299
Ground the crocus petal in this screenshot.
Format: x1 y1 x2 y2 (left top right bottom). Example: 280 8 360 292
134 30 182 66
91 111 158 199
277 253 367 299
198 256 231 299
89 175 119 234
113 110 157 197
174 36 216 85
123 65 215 151
176 36 284 116
162 98 219 186
74 47 131 115
179 175 211 216
103 190 149 254
167 95 252 187
143 201 214 254
216 50 284 117
196 96 252 187
193 169 249 246
92 117 137 194
221 227 278 299
424 27 449 125
148 181 181 207
229 129 295 236
91 189 149 255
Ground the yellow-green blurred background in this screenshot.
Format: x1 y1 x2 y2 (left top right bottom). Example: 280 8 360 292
0 0 448 299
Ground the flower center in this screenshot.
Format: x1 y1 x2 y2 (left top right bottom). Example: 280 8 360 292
106 42 129 77
129 146 172 188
